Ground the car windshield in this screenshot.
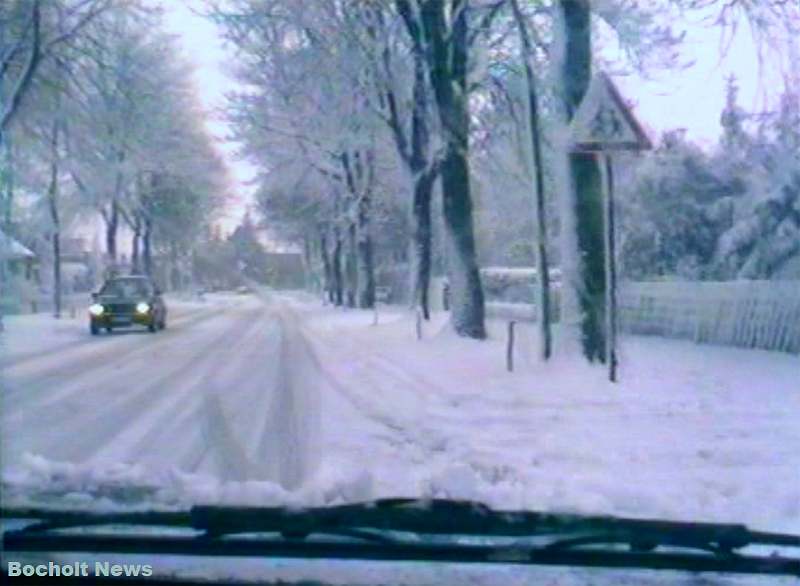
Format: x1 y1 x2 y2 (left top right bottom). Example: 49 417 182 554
1 1 799 584
100 279 152 298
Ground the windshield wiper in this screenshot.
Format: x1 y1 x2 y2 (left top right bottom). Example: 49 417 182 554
3 498 799 577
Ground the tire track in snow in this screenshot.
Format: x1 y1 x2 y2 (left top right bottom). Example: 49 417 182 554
136 312 284 477
197 303 322 489
2 300 246 406
2 305 266 465
259 310 321 490
301 322 536 503
133 299 321 490
0 304 212 370
87 308 279 468
299 321 452 466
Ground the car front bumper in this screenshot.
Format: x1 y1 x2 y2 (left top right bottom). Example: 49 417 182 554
91 312 154 328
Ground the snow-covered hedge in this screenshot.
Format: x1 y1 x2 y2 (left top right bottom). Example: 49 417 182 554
618 280 800 354
480 266 561 304
485 301 538 321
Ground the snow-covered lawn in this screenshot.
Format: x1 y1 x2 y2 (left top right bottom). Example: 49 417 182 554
302 300 800 534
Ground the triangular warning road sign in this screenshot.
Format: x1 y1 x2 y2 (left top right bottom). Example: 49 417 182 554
569 72 652 152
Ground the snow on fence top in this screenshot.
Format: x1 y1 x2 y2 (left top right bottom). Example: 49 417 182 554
480 267 563 305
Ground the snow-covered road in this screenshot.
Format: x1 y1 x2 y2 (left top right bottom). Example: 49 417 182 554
2 291 799 540
1 293 324 503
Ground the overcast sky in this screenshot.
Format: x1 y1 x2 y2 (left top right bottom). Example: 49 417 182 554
155 1 790 231
157 1 258 233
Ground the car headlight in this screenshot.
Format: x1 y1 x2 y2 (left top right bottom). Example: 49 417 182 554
89 304 104 316
136 302 150 314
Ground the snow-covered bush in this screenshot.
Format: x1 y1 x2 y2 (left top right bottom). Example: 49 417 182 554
715 172 800 279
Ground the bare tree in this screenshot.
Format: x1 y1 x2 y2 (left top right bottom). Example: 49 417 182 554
0 1 43 134
395 0 492 338
1 0 110 227
212 0 383 307
357 2 441 318
510 0 552 359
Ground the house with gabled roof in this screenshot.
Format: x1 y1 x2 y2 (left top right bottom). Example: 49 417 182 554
0 228 38 284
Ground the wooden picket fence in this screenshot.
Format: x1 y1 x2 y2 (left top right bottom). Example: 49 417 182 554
618 280 800 354
486 279 800 354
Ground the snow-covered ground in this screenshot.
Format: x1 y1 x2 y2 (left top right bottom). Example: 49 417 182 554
302 299 800 534
2 290 798 584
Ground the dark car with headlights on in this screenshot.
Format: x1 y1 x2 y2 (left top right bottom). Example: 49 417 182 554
89 276 167 335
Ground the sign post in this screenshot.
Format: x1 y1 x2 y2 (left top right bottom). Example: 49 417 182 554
568 72 651 382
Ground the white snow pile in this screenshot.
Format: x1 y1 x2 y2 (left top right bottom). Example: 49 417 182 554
2 453 376 512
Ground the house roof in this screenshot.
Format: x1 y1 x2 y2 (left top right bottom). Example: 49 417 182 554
0 229 36 261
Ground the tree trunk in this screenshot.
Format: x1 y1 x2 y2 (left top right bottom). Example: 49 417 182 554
0 2 42 134
560 0 606 362
440 145 486 339
0 131 12 301
131 215 141 275
0 75 17 297
423 0 485 339
106 151 125 267
570 156 606 361
46 118 61 318
319 229 333 302
357 197 375 309
131 233 139 274
387 6 438 320
511 0 553 360
301 234 313 291
409 49 434 317
339 150 374 310
331 227 343 306
52 230 61 318
411 169 435 319
169 244 181 291
345 221 358 308
1 131 14 230
143 217 153 277
106 199 118 265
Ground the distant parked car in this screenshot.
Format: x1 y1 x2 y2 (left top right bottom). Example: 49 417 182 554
89 276 167 335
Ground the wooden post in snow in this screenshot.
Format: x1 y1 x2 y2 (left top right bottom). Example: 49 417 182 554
602 155 618 382
506 321 516 372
